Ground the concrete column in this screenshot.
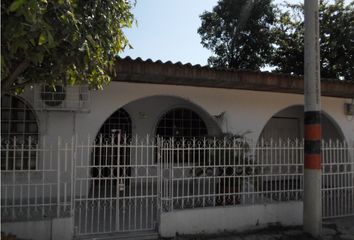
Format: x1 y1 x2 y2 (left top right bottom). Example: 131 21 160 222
303 0 322 237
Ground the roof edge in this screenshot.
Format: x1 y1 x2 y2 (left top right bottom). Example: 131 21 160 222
113 56 354 99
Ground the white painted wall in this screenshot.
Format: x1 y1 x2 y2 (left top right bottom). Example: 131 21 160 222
259 105 344 141
19 81 353 145
159 202 303 237
11 82 353 197
1 217 73 240
124 95 221 137
4 81 353 239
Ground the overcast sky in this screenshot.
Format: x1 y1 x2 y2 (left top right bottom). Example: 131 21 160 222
120 0 351 66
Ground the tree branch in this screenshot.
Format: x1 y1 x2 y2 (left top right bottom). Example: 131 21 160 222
2 59 31 94
5 78 36 92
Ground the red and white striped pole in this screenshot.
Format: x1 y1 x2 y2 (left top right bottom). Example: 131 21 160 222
303 0 322 237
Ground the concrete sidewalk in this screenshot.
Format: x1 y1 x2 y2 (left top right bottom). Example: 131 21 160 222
173 216 354 240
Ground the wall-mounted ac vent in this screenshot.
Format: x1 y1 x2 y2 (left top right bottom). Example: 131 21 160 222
40 85 66 107
34 84 90 112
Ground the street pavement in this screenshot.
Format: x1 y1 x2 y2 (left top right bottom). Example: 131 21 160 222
173 216 354 240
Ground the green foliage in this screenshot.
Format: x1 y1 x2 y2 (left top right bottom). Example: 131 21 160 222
272 0 354 81
198 0 276 70
1 0 135 93
199 0 354 82
271 3 304 76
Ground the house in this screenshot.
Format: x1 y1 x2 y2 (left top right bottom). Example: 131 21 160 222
1 57 354 240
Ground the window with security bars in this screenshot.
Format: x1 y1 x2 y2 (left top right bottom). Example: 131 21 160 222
156 108 208 139
91 108 132 196
96 108 132 140
156 108 208 163
1 95 39 170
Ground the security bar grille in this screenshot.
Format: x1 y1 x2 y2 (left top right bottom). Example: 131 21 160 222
159 138 305 211
0 136 353 236
322 140 354 219
74 135 159 235
1 137 74 222
1 95 39 171
156 108 208 139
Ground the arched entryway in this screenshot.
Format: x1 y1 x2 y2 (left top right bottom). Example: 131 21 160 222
90 108 132 197
255 105 351 209
258 105 344 142
76 96 221 235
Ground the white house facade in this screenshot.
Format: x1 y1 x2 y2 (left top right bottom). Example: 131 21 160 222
1 57 354 240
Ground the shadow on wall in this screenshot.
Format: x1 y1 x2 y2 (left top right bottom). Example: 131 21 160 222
258 105 344 142
120 95 222 137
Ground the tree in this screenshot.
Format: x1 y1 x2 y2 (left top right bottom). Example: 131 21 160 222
198 0 276 70
1 0 135 94
272 0 354 81
270 3 304 76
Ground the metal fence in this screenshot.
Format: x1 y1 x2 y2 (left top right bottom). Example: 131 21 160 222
322 140 354 218
159 138 354 219
159 138 304 212
1 137 74 222
73 135 159 235
1 136 353 234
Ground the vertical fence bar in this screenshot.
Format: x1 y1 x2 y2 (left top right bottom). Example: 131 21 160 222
109 135 113 232
145 136 149 229
19 140 24 218
171 138 174 211
157 137 162 215
115 132 125 231
27 137 31 219
4 141 9 217
41 137 45 217
64 142 68 215
71 136 76 225
57 137 61 218
182 138 185 209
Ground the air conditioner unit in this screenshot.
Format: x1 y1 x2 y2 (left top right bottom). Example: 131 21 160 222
34 84 90 112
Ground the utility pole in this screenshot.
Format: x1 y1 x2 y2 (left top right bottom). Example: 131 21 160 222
303 0 322 237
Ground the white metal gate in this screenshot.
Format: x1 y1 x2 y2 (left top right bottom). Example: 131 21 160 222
73 136 159 236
